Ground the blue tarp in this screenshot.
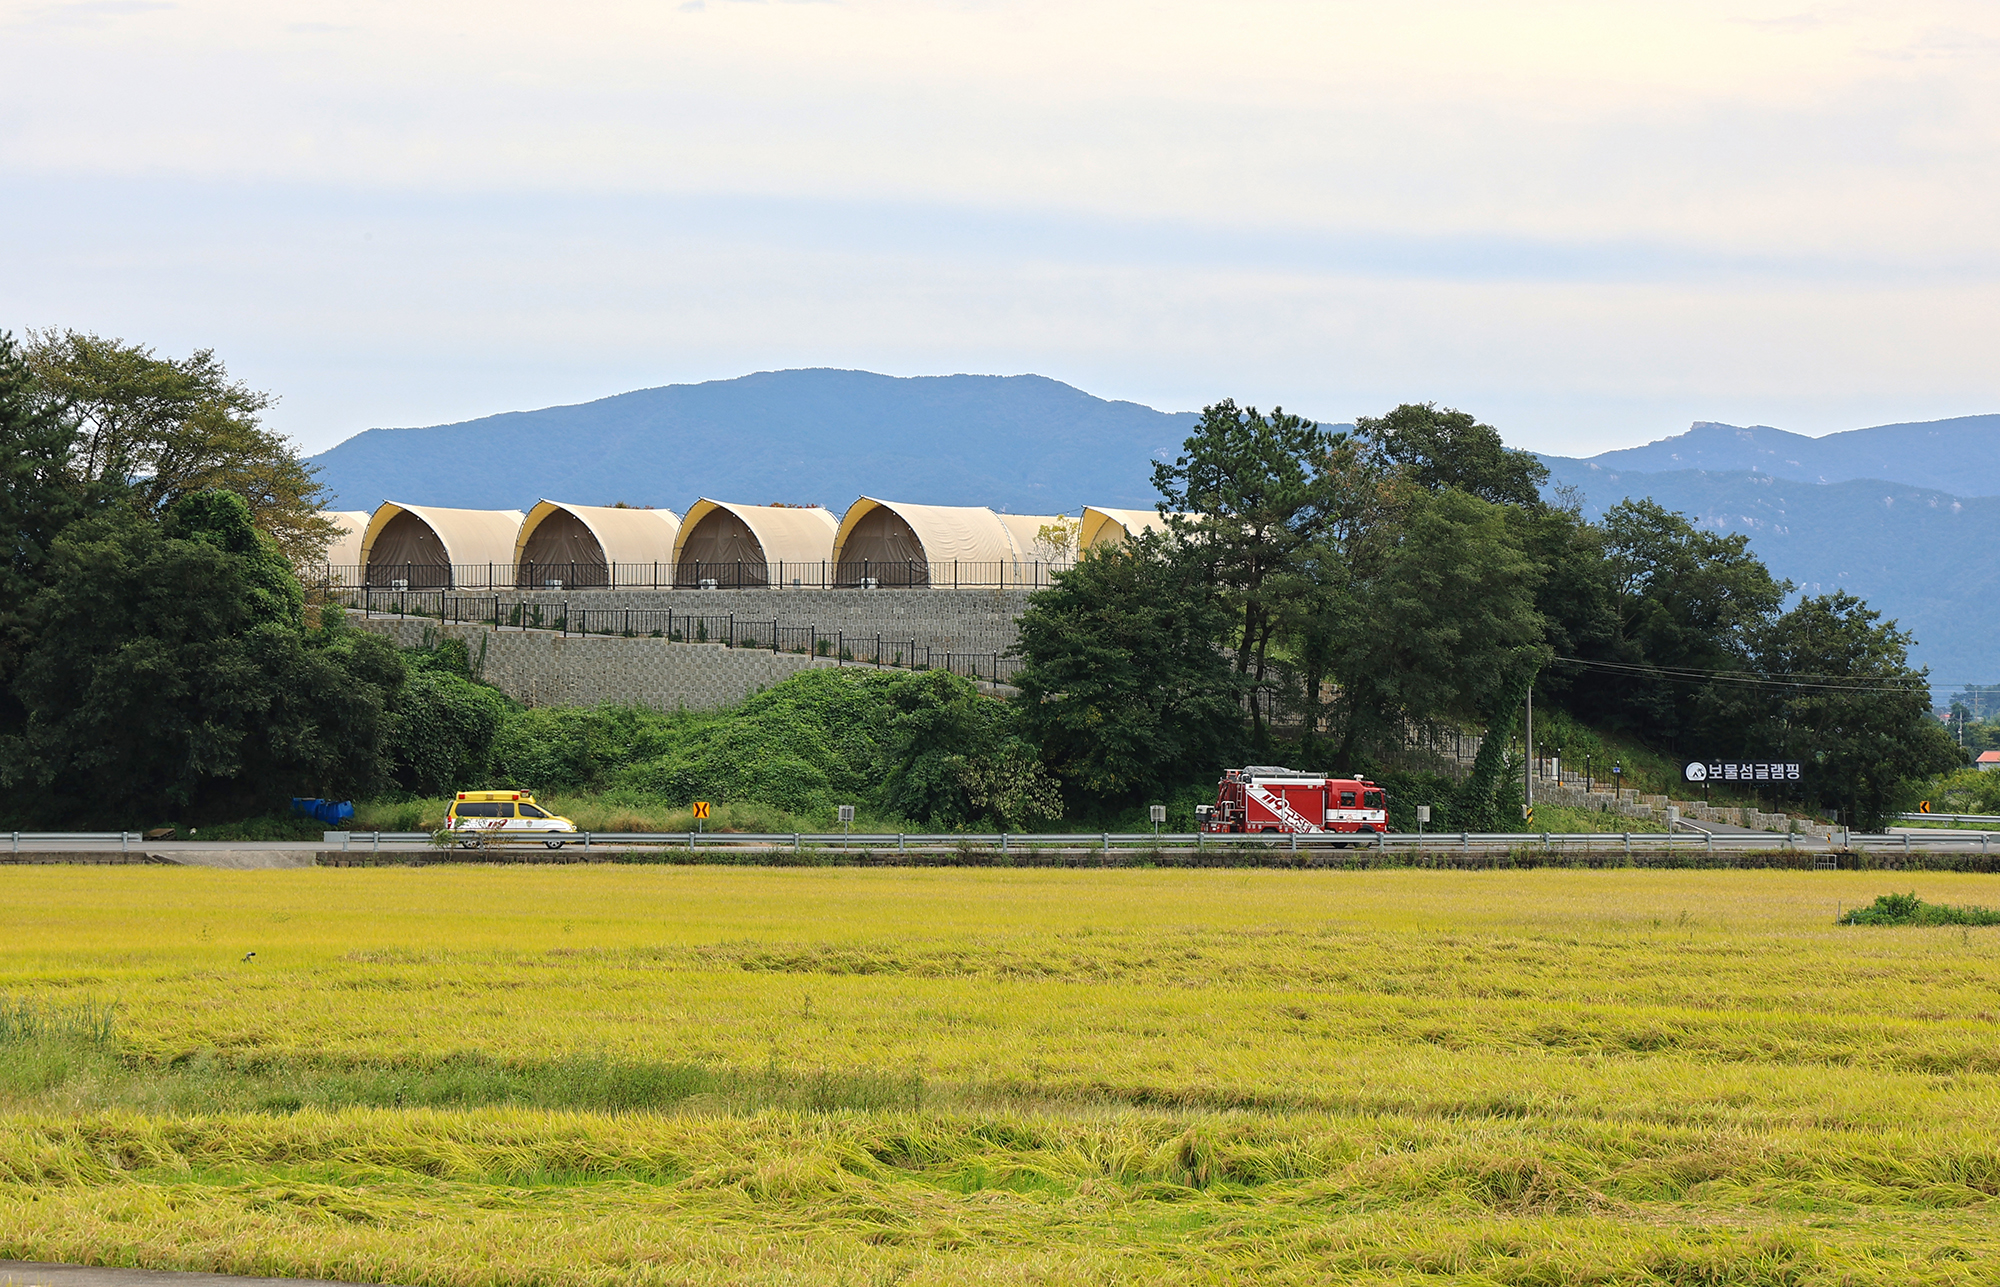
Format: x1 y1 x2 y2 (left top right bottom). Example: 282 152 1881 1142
291 797 356 825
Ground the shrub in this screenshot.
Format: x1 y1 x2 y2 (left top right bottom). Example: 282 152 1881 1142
1839 892 2000 926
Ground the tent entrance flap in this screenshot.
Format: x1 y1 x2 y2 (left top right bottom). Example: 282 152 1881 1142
836 506 929 586
677 508 769 586
519 508 609 587
366 511 453 587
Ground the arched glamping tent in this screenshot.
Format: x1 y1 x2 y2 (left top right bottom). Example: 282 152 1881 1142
832 499 1065 588
673 501 838 588
515 502 682 588
1080 506 1172 551
361 503 524 588
324 511 373 572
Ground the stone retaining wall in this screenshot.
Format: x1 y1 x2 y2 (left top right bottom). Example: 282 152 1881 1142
347 587 1032 655
355 616 933 711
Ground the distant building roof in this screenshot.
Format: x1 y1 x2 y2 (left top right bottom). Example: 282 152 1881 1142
1978 750 2000 764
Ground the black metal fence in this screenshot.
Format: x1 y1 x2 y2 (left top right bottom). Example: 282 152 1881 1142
327 559 1074 592
339 588 1022 686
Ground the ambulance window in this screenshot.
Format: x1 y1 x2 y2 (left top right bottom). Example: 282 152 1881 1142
519 804 549 819
455 802 495 817
493 803 516 818
1364 791 1384 808
1339 791 1356 807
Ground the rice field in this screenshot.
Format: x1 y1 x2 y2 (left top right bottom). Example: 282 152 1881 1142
3 864 1999 1285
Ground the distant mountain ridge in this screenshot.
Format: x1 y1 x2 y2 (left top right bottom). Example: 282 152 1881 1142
1545 414 2000 497
308 369 1198 516
307 375 1997 686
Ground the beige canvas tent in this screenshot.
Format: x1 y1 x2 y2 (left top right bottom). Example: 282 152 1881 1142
994 512 1074 563
514 502 682 588
1080 506 1173 551
324 511 372 569
361 503 524 588
673 501 838 587
831 499 1065 587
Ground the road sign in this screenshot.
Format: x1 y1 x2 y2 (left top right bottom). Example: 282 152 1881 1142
1149 805 1167 823
1415 805 1431 823
1920 800 1932 813
1685 761 1800 783
838 805 855 823
1523 804 1534 824
691 801 710 820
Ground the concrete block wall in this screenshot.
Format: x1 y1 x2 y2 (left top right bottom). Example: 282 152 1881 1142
355 616 844 711
350 587 1033 655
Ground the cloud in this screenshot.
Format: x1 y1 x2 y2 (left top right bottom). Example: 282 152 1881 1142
0 1 1995 453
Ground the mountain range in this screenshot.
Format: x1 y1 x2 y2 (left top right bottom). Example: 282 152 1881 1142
306 372 1998 689
309 369 1195 516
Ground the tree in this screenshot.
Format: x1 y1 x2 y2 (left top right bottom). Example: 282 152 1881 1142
1355 402 1549 508
872 670 1060 829
24 330 339 564
1153 401 1351 741
0 491 401 823
1323 487 1549 768
1705 593 1960 828
1010 533 1244 804
0 332 98 729
1574 499 1790 747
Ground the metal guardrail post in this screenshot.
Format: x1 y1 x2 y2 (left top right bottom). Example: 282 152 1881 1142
898 834 905 853
1624 832 1631 859
1002 832 1010 855
373 831 380 854
122 831 128 854
688 831 695 852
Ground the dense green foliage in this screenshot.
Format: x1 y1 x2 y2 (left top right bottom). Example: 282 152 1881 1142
1839 891 2000 926
0 494 402 822
1030 397 1955 827
22 329 339 563
1010 532 1243 807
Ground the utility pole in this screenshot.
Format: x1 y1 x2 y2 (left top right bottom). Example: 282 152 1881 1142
1524 685 1534 814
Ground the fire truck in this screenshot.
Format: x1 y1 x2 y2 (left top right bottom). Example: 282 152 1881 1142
1197 766 1389 836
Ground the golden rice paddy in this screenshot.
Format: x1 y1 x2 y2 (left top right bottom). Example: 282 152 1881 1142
3 864 1998 1284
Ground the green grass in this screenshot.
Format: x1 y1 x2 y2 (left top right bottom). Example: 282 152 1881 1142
1839 891 2000 926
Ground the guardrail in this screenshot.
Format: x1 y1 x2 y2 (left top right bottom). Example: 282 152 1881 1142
7 831 143 853
314 828 2000 856
1894 812 2000 827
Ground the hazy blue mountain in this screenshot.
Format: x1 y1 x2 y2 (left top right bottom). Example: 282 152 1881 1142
1554 414 2000 496
309 373 1995 685
1541 460 2000 687
308 369 1199 515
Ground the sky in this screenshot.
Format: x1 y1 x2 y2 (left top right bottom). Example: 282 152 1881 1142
3 0 1997 457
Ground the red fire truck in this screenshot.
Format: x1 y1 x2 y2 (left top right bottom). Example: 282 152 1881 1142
1197 766 1389 836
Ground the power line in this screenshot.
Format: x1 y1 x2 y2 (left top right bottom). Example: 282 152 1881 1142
1550 655 1930 696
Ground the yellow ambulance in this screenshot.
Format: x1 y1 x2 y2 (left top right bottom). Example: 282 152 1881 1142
445 790 578 848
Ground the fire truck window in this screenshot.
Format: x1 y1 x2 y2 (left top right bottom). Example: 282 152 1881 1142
1364 791 1384 808
1339 791 1356 808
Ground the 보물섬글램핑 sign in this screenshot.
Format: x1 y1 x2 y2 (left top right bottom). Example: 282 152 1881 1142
1684 762 1801 783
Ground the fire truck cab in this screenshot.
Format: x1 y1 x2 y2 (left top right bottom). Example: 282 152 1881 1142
1197 767 1388 836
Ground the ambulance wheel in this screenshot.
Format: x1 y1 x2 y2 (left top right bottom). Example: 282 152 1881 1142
457 839 477 849
544 840 565 849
